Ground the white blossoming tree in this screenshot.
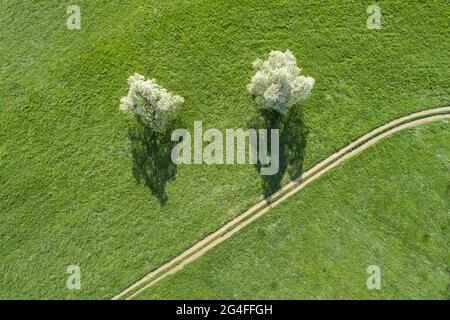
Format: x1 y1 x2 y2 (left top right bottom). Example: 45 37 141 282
247 50 315 114
120 73 184 132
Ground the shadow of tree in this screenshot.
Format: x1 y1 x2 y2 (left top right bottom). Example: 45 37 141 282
249 106 308 198
128 120 179 205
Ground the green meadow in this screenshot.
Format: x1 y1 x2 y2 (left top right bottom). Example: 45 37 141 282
137 121 450 299
0 1 448 299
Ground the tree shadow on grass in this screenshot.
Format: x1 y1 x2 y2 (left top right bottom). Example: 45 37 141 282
128 120 179 205
249 106 308 199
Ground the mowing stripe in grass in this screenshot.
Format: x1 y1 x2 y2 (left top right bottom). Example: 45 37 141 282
113 106 450 300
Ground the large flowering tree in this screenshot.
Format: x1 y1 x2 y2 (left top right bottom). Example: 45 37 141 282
120 73 184 132
247 50 315 114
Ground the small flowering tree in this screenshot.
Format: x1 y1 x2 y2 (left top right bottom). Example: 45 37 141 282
247 50 315 114
120 73 184 132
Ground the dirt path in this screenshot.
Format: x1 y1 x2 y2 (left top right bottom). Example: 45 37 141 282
113 106 450 300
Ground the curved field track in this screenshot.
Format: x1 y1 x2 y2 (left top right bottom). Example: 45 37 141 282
113 106 450 300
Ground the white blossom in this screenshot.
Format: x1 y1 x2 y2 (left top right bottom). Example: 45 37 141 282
120 73 184 132
247 50 315 114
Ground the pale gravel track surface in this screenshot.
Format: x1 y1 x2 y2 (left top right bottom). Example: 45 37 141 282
112 106 450 300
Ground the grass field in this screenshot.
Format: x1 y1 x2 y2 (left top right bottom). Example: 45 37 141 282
0 0 448 299
137 120 450 299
